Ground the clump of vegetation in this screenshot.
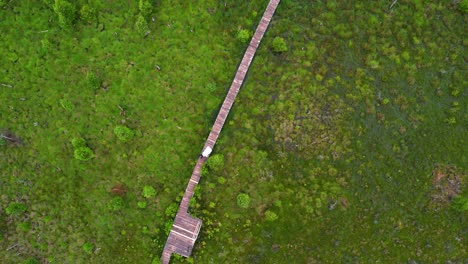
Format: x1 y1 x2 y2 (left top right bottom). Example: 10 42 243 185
458 0 468 13
135 14 149 34
59 98 74 111
271 37 288 53
108 196 125 211
237 29 252 43
142 185 157 198
137 201 147 209
114 126 135 142
217 177 226 184
85 71 101 89
80 5 97 24
139 0 153 18
71 137 86 148
17 222 31 232
52 0 76 28
207 154 224 171
82 241 94 254
451 195 468 212
237 193 250 209
5 202 27 216
74 147 94 161
165 203 178 218
71 137 94 161
264 210 278 221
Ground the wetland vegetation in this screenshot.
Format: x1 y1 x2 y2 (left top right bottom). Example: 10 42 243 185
1 0 466 263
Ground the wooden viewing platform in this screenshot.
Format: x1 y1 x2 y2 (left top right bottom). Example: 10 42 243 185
161 0 281 263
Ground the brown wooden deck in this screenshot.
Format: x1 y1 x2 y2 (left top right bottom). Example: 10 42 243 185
161 0 281 263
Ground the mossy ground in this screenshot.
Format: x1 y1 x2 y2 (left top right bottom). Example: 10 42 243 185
1 0 466 263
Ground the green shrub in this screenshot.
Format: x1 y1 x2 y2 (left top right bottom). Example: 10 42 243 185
139 0 153 18
142 185 157 198
207 154 224 171
108 196 125 211
271 37 288 53
5 202 27 216
71 138 86 148
237 193 250 208
458 0 468 13
80 5 96 24
217 177 226 184
237 29 252 43
74 147 94 161
52 0 76 28
265 210 278 221
83 241 93 254
451 195 468 212
137 201 147 209
165 203 178 218
135 14 149 34
114 126 135 142
0 137 6 146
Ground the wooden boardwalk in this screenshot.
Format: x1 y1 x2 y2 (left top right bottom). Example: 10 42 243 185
161 0 280 263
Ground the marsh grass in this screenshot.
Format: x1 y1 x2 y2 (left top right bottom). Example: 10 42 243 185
1 0 466 263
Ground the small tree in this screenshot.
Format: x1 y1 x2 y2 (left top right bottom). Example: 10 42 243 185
272 37 288 53
237 193 250 209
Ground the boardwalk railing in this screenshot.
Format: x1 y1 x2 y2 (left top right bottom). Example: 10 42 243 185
161 0 280 263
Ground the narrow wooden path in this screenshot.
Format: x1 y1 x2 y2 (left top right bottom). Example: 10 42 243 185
161 0 280 263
